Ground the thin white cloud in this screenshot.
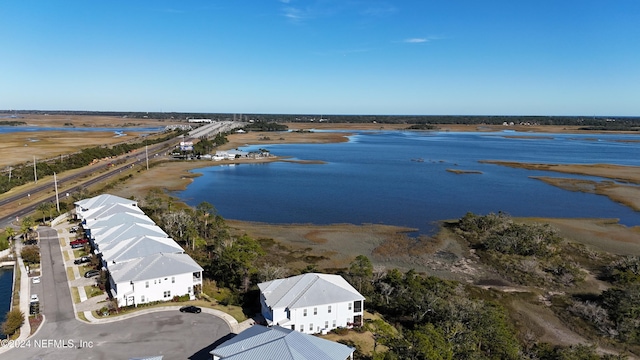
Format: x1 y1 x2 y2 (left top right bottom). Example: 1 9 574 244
404 38 428 43
402 36 444 44
362 4 397 17
283 6 305 22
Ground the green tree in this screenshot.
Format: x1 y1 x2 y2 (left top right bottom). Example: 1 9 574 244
4 227 16 242
209 235 264 290
348 255 374 294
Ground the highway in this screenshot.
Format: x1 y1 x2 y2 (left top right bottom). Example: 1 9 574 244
0 121 243 228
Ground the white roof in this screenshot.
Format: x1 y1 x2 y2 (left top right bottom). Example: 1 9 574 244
80 203 144 221
258 273 364 310
211 325 354 360
109 253 202 284
85 211 154 230
75 194 137 212
93 223 168 248
100 235 184 265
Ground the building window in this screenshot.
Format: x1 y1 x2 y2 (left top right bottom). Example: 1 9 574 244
158 278 161 283
141 295 145 303
188 287 191 294
163 291 171 298
313 307 317 315
354 300 362 312
325 321 329 329
328 305 331 313
303 309 307 317
333 320 336 328
348 302 352 310
310 323 313 332
172 277 175 283
145 281 149 288
300 324 304 332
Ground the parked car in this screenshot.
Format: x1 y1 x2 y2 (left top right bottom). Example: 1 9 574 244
71 243 85 249
32 276 41 284
84 270 100 278
70 238 89 246
74 256 91 265
179 305 201 314
30 294 39 303
70 226 78 233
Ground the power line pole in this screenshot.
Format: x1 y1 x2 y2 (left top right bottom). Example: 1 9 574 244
54 172 60 212
33 156 37 183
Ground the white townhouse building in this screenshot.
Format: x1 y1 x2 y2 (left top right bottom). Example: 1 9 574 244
73 194 204 309
210 325 354 360
108 252 203 307
258 273 365 334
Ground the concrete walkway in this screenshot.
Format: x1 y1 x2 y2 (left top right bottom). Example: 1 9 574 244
14 238 32 342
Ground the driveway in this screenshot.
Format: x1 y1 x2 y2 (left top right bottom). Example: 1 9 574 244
4 225 232 360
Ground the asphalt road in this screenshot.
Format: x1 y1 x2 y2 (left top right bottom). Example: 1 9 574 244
5 227 231 360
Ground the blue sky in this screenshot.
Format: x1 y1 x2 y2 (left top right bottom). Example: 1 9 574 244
1 1 639 116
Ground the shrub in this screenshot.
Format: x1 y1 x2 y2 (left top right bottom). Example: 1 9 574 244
1 309 25 336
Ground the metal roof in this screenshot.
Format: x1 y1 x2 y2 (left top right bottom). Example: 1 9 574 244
94 222 168 248
258 273 364 310
85 211 154 230
80 202 145 221
100 235 184 264
109 252 203 284
211 325 354 360
75 194 137 210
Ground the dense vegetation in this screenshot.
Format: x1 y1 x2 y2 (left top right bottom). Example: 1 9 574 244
131 191 631 359
241 122 289 131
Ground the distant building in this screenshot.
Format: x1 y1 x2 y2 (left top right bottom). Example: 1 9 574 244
210 325 355 360
188 118 213 123
258 273 365 334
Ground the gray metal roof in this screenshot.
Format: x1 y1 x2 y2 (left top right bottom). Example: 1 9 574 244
109 252 203 283
258 273 364 310
101 235 184 265
80 202 145 221
75 194 137 210
211 325 354 360
94 222 168 248
85 211 154 230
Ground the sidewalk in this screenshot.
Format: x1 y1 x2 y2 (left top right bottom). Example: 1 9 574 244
14 238 32 341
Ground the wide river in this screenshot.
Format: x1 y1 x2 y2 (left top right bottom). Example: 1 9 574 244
179 130 640 235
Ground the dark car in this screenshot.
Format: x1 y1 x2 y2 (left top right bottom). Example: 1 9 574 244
84 270 100 278
74 256 91 265
179 305 201 313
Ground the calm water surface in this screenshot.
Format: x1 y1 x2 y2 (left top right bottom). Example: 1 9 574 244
0 267 13 339
176 131 640 235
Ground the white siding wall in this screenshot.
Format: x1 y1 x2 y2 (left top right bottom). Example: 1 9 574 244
115 272 200 307
267 301 364 334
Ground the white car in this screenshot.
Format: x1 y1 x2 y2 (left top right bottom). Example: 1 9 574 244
30 294 39 303
32 276 41 284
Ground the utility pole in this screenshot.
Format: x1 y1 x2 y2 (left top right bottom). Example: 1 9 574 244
145 145 149 170
33 156 37 183
8 166 11 183
54 172 60 212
